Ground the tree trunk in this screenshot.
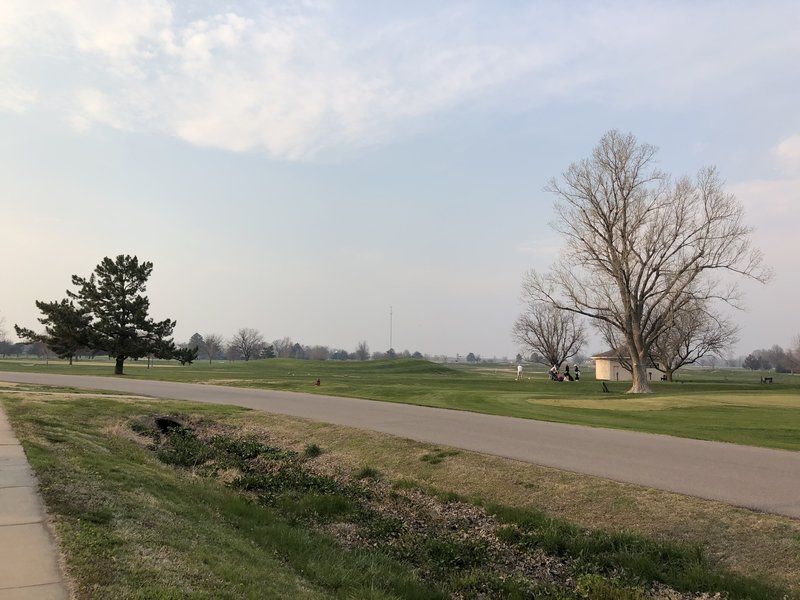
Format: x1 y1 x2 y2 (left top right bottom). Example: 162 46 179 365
665 369 674 382
69 355 73 366
114 356 125 375
628 354 652 393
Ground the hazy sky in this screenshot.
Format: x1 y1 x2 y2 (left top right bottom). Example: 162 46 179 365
1 1 798 359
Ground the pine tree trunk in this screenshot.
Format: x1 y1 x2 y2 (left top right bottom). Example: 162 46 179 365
114 356 125 375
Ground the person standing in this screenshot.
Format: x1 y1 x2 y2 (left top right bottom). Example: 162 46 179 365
516 364 523 380
575 365 581 381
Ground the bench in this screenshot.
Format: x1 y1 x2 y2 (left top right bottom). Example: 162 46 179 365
761 377 773 384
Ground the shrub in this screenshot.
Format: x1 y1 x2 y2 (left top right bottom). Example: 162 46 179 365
355 466 381 480
304 443 322 458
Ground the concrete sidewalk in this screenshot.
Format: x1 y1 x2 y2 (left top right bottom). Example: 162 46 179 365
0 404 69 600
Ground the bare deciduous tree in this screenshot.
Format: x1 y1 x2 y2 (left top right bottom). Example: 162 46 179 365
225 343 240 362
790 334 800 373
648 301 738 381
525 130 769 393
513 299 586 369
354 340 369 361
0 315 11 357
273 336 294 358
229 328 264 361
201 333 225 363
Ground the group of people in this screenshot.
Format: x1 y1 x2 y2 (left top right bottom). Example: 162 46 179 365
514 363 581 381
549 364 580 382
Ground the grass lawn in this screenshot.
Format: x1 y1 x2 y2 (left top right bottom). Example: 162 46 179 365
1 358 798 451
2 385 797 599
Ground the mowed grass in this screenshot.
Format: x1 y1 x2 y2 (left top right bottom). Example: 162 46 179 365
1 358 798 450
2 388 796 599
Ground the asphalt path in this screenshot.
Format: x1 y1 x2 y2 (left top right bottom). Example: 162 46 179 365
2 371 799 519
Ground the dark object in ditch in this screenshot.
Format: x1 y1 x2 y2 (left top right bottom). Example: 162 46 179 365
155 417 183 433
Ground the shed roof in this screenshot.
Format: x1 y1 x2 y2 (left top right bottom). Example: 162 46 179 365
590 349 624 359
590 349 659 368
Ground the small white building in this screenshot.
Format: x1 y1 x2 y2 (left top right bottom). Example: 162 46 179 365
591 350 659 382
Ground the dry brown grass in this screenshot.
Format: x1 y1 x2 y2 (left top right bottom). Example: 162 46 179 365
223 410 800 591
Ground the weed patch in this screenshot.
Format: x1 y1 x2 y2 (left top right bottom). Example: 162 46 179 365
304 442 323 458
355 466 381 480
490 505 786 600
420 448 461 464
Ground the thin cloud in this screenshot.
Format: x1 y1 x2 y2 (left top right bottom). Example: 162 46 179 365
515 239 561 257
0 82 36 113
771 134 800 175
70 88 129 131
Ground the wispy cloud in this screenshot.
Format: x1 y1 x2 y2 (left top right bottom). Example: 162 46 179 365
0 82 36 112
771 134 800 175
515 238 562 257
1 1 799 159
731 132 800 221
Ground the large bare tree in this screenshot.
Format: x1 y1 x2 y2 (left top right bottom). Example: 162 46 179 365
513 299 586 369
229 328 264 361
525 130 768 393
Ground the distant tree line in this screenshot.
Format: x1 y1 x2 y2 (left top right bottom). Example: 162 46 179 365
181 332 427 363
742 337 800 373
4 307 477 367
2 256 557 368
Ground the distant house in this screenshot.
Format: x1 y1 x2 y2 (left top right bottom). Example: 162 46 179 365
591 350 659 382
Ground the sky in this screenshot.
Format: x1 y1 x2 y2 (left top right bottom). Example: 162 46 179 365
1 1 799 360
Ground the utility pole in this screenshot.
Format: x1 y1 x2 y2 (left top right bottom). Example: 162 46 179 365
389 305 393 350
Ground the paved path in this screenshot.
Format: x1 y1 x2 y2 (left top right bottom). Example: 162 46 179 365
2 371 799 520
0 403 69 599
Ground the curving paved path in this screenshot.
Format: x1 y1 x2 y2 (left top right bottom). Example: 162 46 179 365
2 371 799 519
